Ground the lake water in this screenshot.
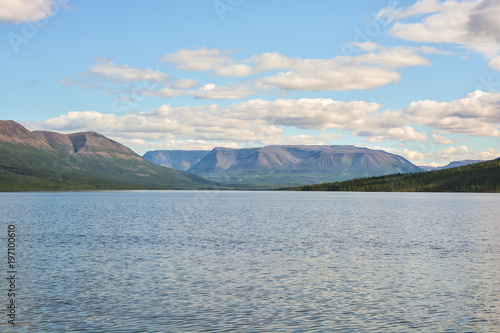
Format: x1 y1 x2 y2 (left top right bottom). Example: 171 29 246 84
0 191 499 332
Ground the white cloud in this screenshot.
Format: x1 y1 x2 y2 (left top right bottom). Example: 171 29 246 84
61 61 170 92
277 133 343 145
139 83 257 100
64 46 434 97
263 47 431 91
404 90 500 137
214 64 254 77
143 87 185 98
386 147 427 161
359 110 407 129
353 109 428 142
356 145 428 162
32 98 378 145
438 145 468 156
401 148 427 161
162 46 431 91
480 147 500 160
358 126 428 143
252 52 298 72
488 56 500 71
389 0 449 19
227 98 381 130
0 0 62 24
432 133 454 144
355 47 431 68
430 145 500 162
235 133 343 147
62 60 204 98
263 66 402 91
386 0 500 68
259 47 430 91
162 47 254 77
162 47 232 71
418 46 453 55
352 91 500 141
88 62 169 83
351 42 381 52
171 78 199 89
354 90 500 142
355 90 500 142
187 83 257 99
368 144 499 165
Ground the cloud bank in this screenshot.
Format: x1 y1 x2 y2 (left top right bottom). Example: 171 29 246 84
30 91 500 157
384 0 500 70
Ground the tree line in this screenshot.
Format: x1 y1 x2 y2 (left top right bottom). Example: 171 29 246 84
286 159 500 192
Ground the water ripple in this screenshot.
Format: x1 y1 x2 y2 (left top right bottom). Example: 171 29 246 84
0 191 499 332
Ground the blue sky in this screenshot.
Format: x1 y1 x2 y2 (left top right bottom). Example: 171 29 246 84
1 0 499 166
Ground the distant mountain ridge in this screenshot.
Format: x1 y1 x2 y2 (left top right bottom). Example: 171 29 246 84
435 160 483 170
145 145 423 187
3 119 492 191
418 160 483 171
0 120 214 191
143 150 210 171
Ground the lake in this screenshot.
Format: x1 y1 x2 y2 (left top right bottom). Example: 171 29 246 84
1 191 499 332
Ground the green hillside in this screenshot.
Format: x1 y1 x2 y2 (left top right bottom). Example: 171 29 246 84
0 141 215 191
0 121 216 191
287 158 500 192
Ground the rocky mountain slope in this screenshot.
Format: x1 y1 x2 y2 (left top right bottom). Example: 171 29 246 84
0 120 214 191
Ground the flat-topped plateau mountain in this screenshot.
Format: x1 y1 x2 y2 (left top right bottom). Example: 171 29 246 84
145 145 423 187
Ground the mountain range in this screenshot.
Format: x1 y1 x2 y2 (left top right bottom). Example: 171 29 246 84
435 160 483 170
4 119 490 191
0 120 214 191
418 159 483 171
144 145 423 187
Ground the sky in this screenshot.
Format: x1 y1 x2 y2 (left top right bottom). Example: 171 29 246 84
1 0 499 167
